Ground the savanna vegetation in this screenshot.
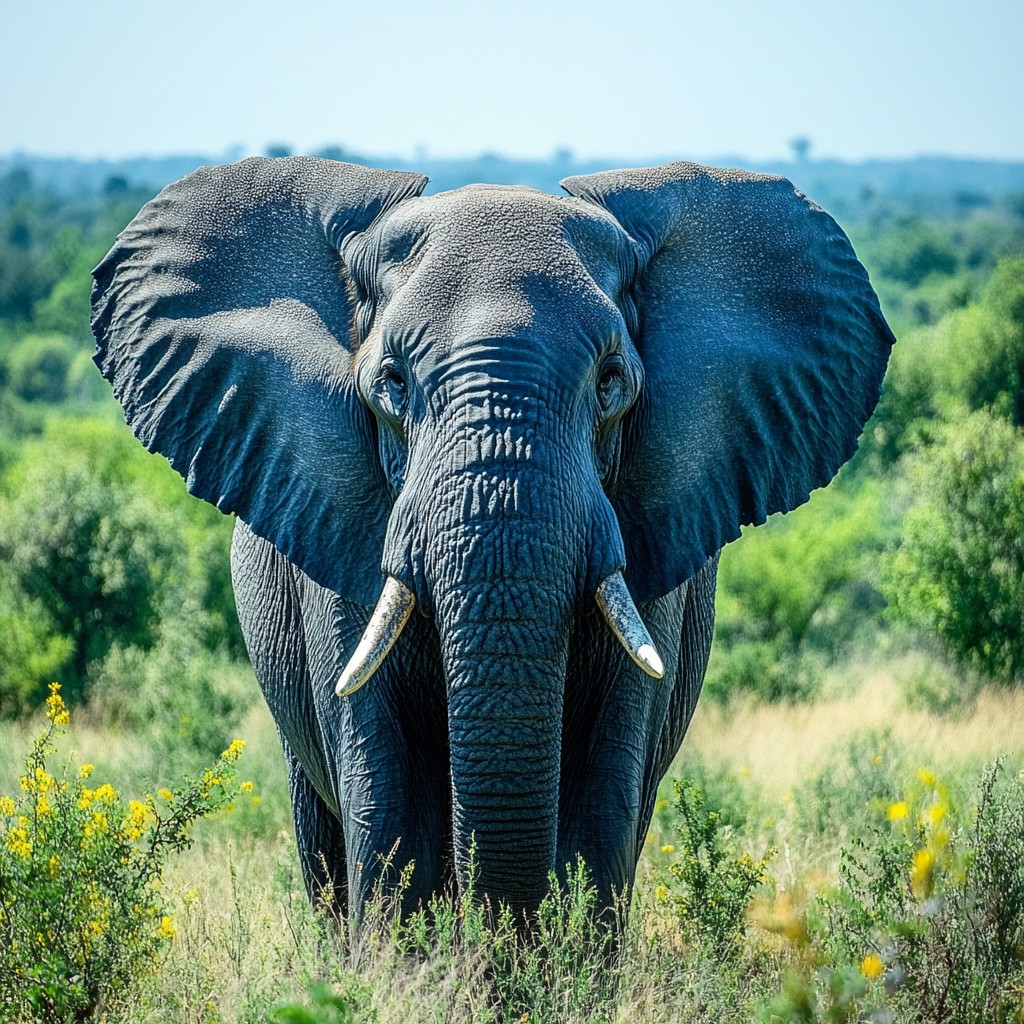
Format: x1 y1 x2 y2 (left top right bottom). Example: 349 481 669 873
1 155 1023 1022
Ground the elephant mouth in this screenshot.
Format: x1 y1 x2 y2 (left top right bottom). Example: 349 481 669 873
335 568 663 698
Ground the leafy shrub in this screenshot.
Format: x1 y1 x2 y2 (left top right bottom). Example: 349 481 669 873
899 659 981 715
792 731 905 843
753 762 1024 1023
668 753 765 833
88 618 254 764
0 417 246 710
0 685 247 1022
273 981 372 1024
882 409 1024 683
707 480 889 704
3 332 78 403
863 256 1024 470
657 780 774 958
820 761 1024 1023
0 591 72 717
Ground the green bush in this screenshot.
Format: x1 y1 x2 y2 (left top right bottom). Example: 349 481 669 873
0 438 175 703
0 591 72 717
882 409 1024 683
899 659 981 715
819 761 1024 1024
0 685 247 1022
0 417 246 710
88 618 254 764
657 780 774 958
863 256 1024 470
707 480 889 704
792 731 905 843
3 333 78 403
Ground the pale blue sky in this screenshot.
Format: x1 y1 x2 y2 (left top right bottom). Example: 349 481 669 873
3 0 1022 163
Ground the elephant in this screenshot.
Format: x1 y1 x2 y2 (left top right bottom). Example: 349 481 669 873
91 156 894 925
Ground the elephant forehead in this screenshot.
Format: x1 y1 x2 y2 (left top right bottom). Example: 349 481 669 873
375 186 629 349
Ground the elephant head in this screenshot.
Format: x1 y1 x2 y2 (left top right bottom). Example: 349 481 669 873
92 157 893 914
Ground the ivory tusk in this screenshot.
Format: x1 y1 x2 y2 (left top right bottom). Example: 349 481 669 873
336 576 416 697
595 571 665 680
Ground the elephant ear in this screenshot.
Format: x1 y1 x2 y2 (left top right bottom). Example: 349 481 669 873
562 162 895 603
92 156 427 606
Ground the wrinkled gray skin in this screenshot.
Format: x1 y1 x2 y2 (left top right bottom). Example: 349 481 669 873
91 157 894 924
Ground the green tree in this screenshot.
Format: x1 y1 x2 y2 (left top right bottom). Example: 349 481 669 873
0 443 175 702
3 332 77 403
707 479 890 702
860 256 1024 471
883 409 1024 683
0 417 246 709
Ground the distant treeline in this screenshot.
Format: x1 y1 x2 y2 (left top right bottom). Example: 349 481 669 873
3 148 1024 223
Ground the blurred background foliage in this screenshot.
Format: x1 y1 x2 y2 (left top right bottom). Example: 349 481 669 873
0 152 1023 748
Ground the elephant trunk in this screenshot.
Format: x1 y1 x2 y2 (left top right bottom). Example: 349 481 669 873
379 383 628 912
435 566 571 910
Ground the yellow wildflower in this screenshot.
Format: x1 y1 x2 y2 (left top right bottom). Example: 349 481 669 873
240 781 254 793
36 794 53 817
224 738 246 762
660 844 675 854
917 768 937 788
925 803 947 826
6 827 32 858
47 854 60 877
911 847 935 898
77 788 95 809
83 811 109 840
860 954 885 980
0 796 15 816
79 764 95 779
654 884 669 902
160 915 176 939
887 801 909 821
123 799 154 841
157 788 173 802
93 783 117 804
249 795 262 807
45 683 70 726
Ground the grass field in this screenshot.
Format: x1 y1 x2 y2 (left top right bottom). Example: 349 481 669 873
3 648 1023 1022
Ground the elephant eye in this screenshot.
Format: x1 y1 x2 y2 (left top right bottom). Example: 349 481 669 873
596 355 628 414
375 358 409 421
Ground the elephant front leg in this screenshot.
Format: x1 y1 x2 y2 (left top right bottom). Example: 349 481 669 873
283 739 348 918
316 613 452 924
558 588 694 911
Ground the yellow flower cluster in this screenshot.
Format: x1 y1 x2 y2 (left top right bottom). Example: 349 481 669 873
44 682 70 727
6 824 32 859
223 738 246 762
887 767 953 901
860 953 885 980
122 799 155 842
